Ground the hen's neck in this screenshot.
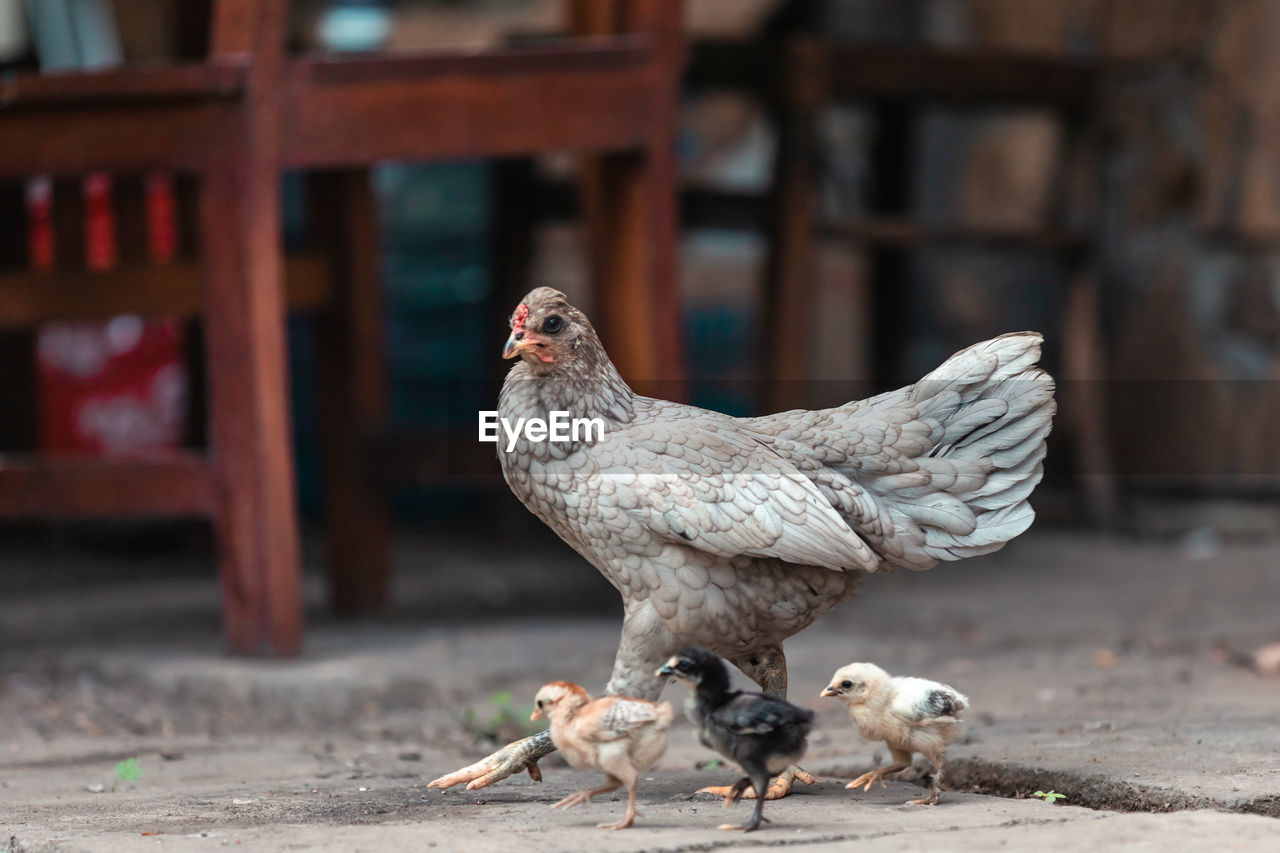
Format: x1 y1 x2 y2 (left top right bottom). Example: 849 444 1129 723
500 347 636 427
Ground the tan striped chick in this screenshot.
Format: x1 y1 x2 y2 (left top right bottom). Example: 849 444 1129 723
530 681 674 830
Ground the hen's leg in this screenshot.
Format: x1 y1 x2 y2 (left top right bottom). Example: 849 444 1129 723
698 645 816 801
427 730 552 791
430 616 667 792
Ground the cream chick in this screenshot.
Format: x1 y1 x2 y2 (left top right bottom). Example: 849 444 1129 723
821 662 968 805
530 681 674 830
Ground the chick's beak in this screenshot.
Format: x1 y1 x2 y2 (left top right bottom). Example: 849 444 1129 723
820 685 840 698
529 707 544 722
656 663 675 678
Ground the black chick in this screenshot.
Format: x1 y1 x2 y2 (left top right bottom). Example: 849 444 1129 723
657 646 814 832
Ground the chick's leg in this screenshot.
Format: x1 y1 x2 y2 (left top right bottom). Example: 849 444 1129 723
597 767 641 830
554 775 621 811
427 729 553 791
907 750 945 806
848 747 912 792
719 771 771 832
697 645 817 801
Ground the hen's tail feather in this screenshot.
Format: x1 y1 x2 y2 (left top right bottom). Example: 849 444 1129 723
904 334 1054 565
754 332 1055 571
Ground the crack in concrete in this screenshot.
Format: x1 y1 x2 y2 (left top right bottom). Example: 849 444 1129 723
815 759 1280 819
636 813 1097 852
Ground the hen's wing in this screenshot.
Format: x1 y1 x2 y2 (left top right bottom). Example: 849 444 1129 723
575 697 674 742
748 333 1055 570
593 412 878 572
711 693 815 736
889 677 969 725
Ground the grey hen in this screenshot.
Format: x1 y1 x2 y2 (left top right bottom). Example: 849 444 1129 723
429 287 1054 797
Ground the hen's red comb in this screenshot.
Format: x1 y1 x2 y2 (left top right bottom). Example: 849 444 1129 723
511 303 529 335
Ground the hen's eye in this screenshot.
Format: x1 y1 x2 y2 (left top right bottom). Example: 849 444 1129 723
543 315 563 334
841 680 853 689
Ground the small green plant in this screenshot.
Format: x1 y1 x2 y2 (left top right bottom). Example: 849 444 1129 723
457 691 542 746
1032 790 1066 804
113 757 142 791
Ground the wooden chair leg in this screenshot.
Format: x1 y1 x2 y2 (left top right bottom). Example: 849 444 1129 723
578 148 683 394
574 0 685 397
309 169 391 616
762 101 820 413
1063 273 1121 528
200 158 303 655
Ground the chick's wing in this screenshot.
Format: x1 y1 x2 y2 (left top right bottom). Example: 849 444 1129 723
576 697 668 742
710 693 814 736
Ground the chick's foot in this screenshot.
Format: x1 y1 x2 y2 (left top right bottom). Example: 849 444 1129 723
699 767 817 800
847 762 910 793
427 731 552 791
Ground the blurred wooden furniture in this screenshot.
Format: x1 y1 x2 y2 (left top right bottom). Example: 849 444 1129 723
763 37 1118 526
0 0 686 654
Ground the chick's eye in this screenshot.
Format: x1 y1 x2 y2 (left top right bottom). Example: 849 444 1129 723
536 700 544 708
841 680 853 690
543 315 563 334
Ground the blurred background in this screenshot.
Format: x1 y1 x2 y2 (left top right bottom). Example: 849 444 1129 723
0 0 1278 655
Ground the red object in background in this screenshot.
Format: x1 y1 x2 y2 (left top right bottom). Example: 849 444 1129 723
36 317 189 455
83 172 117 271
29 174 189 456
145 171 178 264
25 176 55 270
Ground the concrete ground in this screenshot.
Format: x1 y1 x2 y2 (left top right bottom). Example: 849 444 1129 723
1 525 1277 851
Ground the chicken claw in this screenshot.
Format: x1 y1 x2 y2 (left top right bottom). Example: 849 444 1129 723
847 768 889 792
699 766 817 801
427 731 552 791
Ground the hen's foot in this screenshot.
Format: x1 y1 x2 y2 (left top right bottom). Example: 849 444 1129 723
598 813 640 830
427 731 551 791
907 790 941 806
699 767 817 800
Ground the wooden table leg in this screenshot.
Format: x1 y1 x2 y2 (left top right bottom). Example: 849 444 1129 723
309 169 391 615
200 156 303 656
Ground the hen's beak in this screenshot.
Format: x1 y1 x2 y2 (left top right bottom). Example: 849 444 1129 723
820 685 841 698
502 331 548 359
